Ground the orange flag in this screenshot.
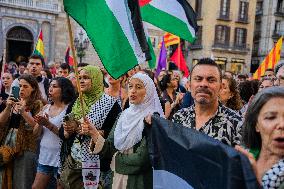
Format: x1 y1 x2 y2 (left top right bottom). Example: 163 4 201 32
253 37 283 79
159 32 180 48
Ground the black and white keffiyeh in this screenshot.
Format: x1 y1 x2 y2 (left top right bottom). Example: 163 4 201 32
262 159 284 189
72 93 118 189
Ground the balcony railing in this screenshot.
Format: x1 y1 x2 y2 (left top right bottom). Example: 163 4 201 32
236 16 249 24
189 43 203 50
0 0 60 13
233 43 250 52
272 30 284 39
212 41 250 53
217 12 233 21
212 42 230 49
256 9 263 16
275 8 284 17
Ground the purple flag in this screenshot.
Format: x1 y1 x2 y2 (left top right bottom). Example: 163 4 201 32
155 38 167 77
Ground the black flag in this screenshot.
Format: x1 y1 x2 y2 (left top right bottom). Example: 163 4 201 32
147 115 260 189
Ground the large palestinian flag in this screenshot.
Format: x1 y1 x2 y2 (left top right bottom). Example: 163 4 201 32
139 0 198 43
147 115 259 189
64 0 150 79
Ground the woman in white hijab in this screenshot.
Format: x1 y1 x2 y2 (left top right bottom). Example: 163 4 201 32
82 72 164 189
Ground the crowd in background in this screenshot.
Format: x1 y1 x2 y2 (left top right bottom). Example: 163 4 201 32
0 55 284 189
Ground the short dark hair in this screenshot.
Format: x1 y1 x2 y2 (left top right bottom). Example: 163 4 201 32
238 80 255 103
29 54 45 67
51 77 76 104
237 74 247 80
159 72 172 91
243 87 284 150
265 68 274 72
190 58 222 80
19 62 27 67
43 68 53 80
60 63 71 72
78 63 89 68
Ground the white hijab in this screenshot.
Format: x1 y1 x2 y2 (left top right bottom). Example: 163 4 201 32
114 72 164 151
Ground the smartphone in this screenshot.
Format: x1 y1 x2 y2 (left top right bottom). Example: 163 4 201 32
11 86 20 101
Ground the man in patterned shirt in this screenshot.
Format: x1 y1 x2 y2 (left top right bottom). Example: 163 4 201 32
172 58 243 146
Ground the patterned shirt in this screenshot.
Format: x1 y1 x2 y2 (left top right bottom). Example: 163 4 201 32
172 104 243 146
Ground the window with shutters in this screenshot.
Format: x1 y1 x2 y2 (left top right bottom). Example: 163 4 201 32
272 20 283 39
256 1 263 15
234 28 247 48
238 1 249 22
215 25 230 45
195 0 202 19
276 0 284 13
191 26 202 49
219 0 230 19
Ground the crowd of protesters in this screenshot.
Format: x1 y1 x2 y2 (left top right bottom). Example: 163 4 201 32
0 54 284 189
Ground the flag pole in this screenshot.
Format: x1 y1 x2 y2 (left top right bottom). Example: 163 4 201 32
66 13 86 118
178 39 181 69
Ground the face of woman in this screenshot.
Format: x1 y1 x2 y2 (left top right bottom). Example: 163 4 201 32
79 69 92 92
2 73 13 88
256 97 284 156
219 79 232 104
169 74 178 89
49 80 62 101
128 78 146 105
19 79 34 100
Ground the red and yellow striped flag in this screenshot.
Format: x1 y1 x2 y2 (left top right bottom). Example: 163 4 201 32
159 32 180 48
34 29 45 57
253 37 283 79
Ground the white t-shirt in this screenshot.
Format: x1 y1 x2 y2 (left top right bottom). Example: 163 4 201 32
38 104 67 167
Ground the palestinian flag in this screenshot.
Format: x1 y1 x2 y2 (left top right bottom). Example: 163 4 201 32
147 115 259 189
34 29 44 57
64 0 150 79
139 0 198 43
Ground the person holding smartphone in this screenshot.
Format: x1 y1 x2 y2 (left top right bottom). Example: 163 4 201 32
0 74 43 189
0 72 14 112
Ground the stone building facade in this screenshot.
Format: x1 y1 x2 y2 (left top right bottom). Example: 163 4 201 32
251 0 284 73
0 0 101 66
187 0 257 74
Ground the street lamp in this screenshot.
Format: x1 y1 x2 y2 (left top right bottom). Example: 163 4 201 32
74 30 89 64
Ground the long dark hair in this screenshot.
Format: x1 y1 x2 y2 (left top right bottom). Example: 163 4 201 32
18 74 42 107
222 75 243 110
159 72 173 92
243 87 284 149
51 77 76 104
